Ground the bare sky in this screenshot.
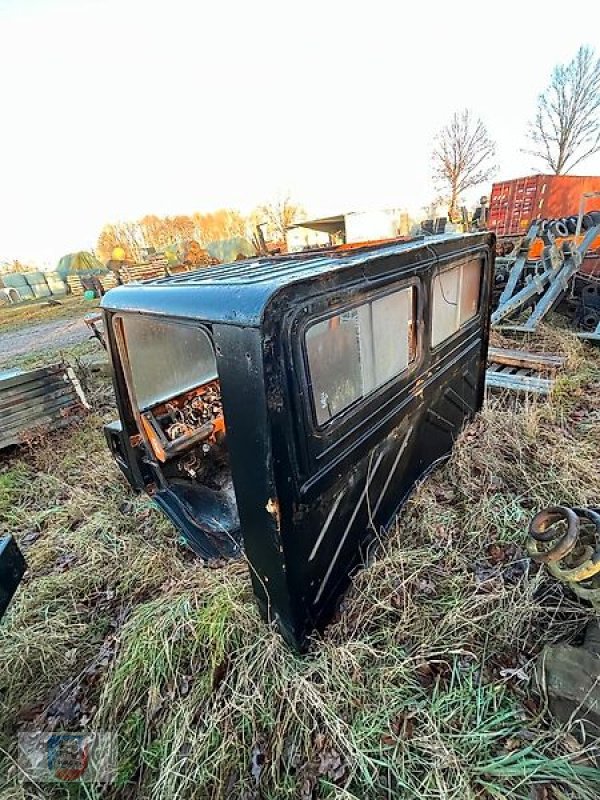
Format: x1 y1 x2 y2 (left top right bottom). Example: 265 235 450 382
1 0 599 266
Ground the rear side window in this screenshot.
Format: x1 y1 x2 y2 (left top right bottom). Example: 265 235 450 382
305 286 417 426
431 259 482 347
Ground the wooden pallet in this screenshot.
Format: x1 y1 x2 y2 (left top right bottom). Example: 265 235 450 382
485 347 566 395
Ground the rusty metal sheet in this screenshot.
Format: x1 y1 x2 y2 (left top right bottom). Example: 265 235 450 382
0 363 89 450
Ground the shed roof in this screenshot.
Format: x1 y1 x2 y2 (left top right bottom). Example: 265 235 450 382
287 214 346 234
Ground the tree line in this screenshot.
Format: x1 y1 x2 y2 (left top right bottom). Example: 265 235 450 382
432 45 600 219
96 197 305 263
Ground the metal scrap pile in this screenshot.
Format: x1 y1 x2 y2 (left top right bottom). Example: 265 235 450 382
526 505 600 739
0 363 89 451
492 211 600 339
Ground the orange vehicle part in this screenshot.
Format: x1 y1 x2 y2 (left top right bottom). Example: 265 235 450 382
139 380 225 462
335 236 410 252
527 234 600 261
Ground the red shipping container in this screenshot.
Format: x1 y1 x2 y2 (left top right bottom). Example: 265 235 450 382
488 174 600 236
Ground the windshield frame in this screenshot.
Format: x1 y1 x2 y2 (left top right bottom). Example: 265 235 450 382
113 313 218 414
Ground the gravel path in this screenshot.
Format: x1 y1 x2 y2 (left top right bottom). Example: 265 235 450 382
0 318 90 367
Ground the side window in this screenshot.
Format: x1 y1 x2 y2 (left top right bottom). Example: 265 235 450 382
431 259 482 347
305 286 417 426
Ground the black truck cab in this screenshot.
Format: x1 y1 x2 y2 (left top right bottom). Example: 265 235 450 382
102 233 494 648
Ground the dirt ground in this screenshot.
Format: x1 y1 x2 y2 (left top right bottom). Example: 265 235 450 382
0 316 92 367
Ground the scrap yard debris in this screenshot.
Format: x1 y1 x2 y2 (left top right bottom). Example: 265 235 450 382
485 346 566 395
101 233 495 648
526 505 600 739
0 362 89 451
492 211 600 335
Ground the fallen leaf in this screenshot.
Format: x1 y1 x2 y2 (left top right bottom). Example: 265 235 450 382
487 543 506 564
56 552 77 572
318 747 346 782
146 686 164 721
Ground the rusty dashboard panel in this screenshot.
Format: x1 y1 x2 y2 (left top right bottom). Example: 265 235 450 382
0 363 89 451
101 233 494 649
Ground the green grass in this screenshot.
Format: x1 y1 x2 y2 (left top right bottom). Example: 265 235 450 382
4 338 101 372
0 296 100 334
0 324 599 798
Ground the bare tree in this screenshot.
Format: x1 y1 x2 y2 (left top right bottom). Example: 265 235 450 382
432 110 496 221
96 221 144 263
255 194 305 241
525 46 600 174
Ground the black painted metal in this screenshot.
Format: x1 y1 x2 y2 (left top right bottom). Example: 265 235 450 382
102 233 494 649
0 536 26 619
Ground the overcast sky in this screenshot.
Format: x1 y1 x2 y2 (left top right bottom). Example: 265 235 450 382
1 0 599 266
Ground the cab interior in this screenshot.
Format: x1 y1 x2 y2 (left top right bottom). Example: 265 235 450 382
114 313 241 558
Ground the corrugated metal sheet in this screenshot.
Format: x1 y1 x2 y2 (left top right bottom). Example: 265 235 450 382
0 363 89 450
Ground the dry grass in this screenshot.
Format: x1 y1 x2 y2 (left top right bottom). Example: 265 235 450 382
0 324 599 799
0 296 100 334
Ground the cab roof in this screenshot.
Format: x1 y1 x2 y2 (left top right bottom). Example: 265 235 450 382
101 233 492 327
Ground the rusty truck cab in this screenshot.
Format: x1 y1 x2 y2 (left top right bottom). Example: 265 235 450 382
102 233 494 648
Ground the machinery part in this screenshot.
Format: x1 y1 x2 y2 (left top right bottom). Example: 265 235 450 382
565 216 578 235
492 223 600 332
528 506 580 562
526 505 600 605
550 219 569 238
528 503 600 742
568 274 600 342
495 222 541 308
84 312 106 349
582 310 600 330
533 574 600 741
578 323 600 342
575 193 600 235
102 233 495 649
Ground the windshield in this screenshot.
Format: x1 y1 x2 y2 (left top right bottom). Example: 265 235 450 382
118 315 218 410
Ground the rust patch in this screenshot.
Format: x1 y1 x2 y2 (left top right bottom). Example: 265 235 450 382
413 377 425 399
266 497 281 531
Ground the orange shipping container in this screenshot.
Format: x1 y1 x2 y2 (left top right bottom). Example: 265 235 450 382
488 174 600 237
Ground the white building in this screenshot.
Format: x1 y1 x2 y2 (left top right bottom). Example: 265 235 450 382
286 209 410 253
